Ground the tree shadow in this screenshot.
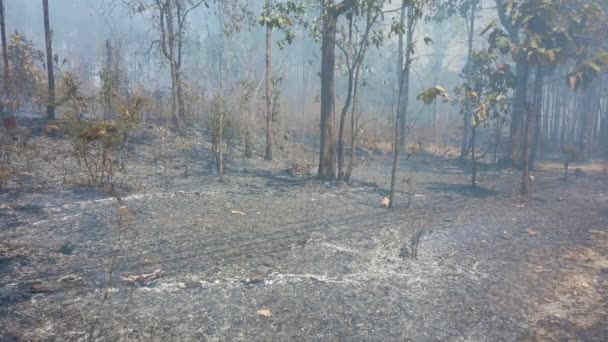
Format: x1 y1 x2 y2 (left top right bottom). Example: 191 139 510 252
425 182 500 198
229 168 393 197
230 168 314 193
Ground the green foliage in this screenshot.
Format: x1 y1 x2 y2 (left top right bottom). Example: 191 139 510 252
488 0 607 89
259 0 309 48
453 49 513 127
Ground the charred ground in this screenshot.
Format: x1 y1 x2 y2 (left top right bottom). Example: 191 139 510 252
0 129 607 341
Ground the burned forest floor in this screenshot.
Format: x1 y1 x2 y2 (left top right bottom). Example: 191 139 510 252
1 127 608 341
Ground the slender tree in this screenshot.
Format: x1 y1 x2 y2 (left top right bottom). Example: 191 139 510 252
43 0 56 121
459 0 478 158
264 0 273 160
336 4 377 180
390 2 417 208
0 0 8 95
397 3 414 150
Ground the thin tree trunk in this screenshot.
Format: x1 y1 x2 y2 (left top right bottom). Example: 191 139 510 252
177 71 185 119
43 0 56 121
318 3 339 179
396 0 405 107
104 39 113 119
0 0 8 94
522 100 534 195
530 68 544 170
578 86 594 160
510 60 529 166
337 15 354 180
551 81 561 145
389 3 414 208
218 49 224 182
398 4 414 149
471 124 477 187
345 64 361 182
561 88 568 146
460 0 478 158
264 0 273 161
162 1 180 128
389 78 404 208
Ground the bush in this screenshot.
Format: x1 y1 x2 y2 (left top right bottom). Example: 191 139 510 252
62 84 144 188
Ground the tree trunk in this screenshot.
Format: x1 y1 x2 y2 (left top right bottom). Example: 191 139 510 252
264 0 273 161
389 3 415 207
318 1 348 179
551 81 561 145
509 60 529 166
460 0 478 158
177 71 185 119
337 15 355 180
389 79 404 208
345 64 361 182
396 1 405 109
0 0 8 94
471 124 477 187
530 68 544 170
398 4 414 149
43 0 56 121
162 1 180 128
578 87 593 160
522 101 534 195
104 39 113 119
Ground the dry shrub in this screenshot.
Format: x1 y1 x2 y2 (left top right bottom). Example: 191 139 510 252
61 74 145 189
0 163 11 191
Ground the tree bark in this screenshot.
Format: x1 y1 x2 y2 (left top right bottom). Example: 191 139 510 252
104 39 113 119
337 15 354 180
578 85 595 161
264 0 273 161
398 4 414 150
396 1 405 109
344 63 361 182
509 60 529 166
390 3 415 208
521 101 533 195
471 124 477 187
551 80 561 145
43 0 56 121
0 0 8 94
530 67 544 170
460 0 478 158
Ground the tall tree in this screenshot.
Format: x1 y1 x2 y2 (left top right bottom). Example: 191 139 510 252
336 2 380 180
126 0 213 128
397 3 414 150
494 0 528 166
42 0 56 121
390 0 425 208
318 0 354 179
459 0 478 158
0 0 8 95
317 0 354 179
264 0 273 161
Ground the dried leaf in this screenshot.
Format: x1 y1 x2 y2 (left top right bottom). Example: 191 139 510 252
380 197 390 208
256 308 273 317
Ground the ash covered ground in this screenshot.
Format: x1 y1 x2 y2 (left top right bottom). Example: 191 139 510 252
1 128 607 341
